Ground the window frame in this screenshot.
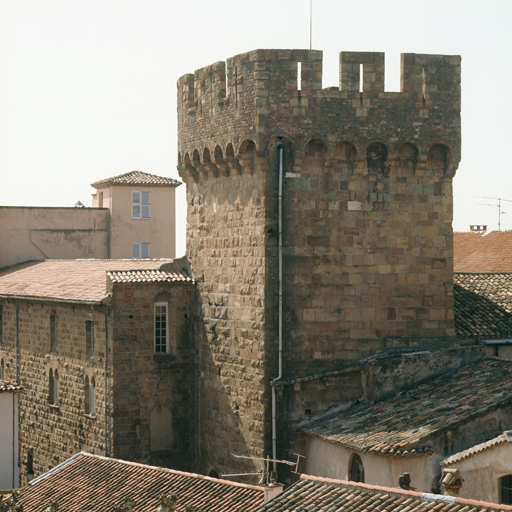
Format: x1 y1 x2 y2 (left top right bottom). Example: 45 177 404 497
501 475 512 504
49 368 59 406
50 312 57 353
154 302 169 354
86 316 94 359
132 190 151 219
131 242 150 259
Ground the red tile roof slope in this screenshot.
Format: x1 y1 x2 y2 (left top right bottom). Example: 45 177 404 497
441 431 512 466
17 452 264 512
300 358 512 455
454 272 512 339
0 380 23 392
454 230 512 272
254 474 512 512
0 259 191 303
91 170 181 188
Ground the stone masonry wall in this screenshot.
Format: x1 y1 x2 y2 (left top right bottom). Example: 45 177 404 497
0 299 112 484
177 49 461 481
110 280 194 470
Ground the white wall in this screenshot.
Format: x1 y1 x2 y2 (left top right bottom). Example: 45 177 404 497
0 392 19 490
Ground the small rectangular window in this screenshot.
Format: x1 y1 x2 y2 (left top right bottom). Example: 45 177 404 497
131 242 150 259
50 312 57 353
132 191 151 219
154 302 168 353
86 315 94 359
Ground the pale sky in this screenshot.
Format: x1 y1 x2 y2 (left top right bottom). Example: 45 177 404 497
1 0 511 256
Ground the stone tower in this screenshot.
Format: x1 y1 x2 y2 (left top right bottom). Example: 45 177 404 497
177 49 461 479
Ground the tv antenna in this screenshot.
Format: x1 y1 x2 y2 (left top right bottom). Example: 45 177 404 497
476 196 512 231
222 453 305 486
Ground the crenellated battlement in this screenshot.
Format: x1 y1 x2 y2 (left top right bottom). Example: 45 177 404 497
177 49 461 183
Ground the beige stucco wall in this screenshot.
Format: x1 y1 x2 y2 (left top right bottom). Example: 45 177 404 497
0 207 109 269
95 186 176 259
306 437 441 493
442 442 512 502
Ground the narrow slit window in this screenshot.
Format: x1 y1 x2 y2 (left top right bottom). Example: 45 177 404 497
86 315 94 359
50 312 57 353
359 64 363 92
297 62 302 91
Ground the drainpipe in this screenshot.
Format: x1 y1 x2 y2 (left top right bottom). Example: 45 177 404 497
12 392 15 488
15 304 19 382
271 140 284 472
92 305 110 457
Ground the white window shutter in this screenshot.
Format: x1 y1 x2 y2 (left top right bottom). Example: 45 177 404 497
141 191 151 218
132 191 141 218
131 243 141 259
141 243 150 258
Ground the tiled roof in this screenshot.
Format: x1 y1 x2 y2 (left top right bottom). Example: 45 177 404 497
0 380 23 392
454 272 512 339
91 170 181 188
0 259 189 303
16 452 264 512
441 431 512 466
454 230 512 272
254 474 512 512
107 269 192 283
300 358 512 455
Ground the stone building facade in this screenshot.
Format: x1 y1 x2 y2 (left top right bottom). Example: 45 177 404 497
177 49 461 479
0 258 194 483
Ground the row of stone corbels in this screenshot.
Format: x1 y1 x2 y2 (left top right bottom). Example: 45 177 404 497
177 139 459 183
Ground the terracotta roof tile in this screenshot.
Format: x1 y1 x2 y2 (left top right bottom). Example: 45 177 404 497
0 380 23 392
454 272 512 339
107 269 192 283
16 452 264 511
91 170 181 188
254 475 512 512
300 358 512 455
454 231 512 272
0 259 191 303
441 431 512 466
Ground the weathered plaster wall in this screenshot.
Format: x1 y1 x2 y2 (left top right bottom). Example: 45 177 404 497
0 207 109 269
442 442 512 502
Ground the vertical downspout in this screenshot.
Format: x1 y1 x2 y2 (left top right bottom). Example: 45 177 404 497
271 140 284 472
12 392 15 488
15 304 19 382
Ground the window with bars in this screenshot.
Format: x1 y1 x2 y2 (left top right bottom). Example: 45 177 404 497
154 302 168 353
501 475 512 504
132 191 151 219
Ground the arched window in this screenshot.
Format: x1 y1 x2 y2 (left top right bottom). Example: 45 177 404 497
501 475 512 504
349 454 365 483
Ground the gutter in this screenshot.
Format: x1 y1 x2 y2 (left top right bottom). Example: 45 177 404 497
0 295 104 306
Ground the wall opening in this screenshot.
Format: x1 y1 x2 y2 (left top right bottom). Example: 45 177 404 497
297 62 302 91
150 405 173 452
349 453 365 483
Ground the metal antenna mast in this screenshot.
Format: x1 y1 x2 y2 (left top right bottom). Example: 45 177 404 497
309 0 313 50
476 196 512 231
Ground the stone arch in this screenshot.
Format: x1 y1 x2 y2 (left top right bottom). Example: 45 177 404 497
304 138 327 158
428 143 450 173
396 142 419 172
203 147 219 178
150 404 173 451
182 152 198 183
239 139 257 174
214 145 224 165
225 142 235 159
177 152 182 166
225 143 241 175
366 142 388 174
349 453 365 483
